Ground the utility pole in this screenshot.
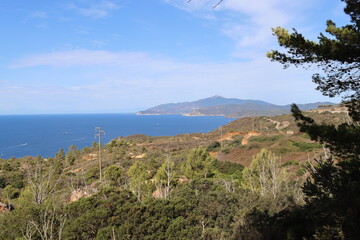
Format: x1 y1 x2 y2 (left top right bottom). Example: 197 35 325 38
95 127 105 182
220 126 223 152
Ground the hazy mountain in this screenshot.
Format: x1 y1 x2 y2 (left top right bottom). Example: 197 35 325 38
187 103 288 117
137 96 272 115
137 96 334 117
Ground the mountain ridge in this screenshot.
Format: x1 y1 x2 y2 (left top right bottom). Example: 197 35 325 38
137 96 335 118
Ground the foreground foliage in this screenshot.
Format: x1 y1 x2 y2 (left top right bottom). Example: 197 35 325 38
0 143 304 240
267 0 360 239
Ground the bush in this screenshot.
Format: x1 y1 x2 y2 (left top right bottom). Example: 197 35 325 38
230 139 242 147
215 160 244 180
250 135 283 143
282 160 299 167
2 163 13 171
221 148 231 154
85 168 99 184
0 177 6 188
207 141 221 151
290 141 322 152
296 168 307 176
104 165 124 186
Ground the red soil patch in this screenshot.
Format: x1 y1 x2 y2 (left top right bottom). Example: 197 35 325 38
219 131 243 141
241 131 261 145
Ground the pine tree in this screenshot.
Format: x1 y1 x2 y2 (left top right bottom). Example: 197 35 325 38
268 0 360 238
182 147 215 180
267 0 360 120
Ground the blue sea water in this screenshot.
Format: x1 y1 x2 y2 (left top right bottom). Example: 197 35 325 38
0 114 234 159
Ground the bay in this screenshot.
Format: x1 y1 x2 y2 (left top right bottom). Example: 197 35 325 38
0 114 234 159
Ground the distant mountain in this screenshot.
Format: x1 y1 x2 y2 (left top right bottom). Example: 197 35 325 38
137 96 334 118
187 103 288 117
137 96 272 115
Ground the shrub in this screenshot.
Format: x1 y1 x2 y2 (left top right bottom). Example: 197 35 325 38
207 141 221 151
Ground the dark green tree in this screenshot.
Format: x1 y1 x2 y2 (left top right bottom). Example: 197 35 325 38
268 0 360 239
55 148 65 161
66 145 80 166
104 165 124 186
268 0 360 120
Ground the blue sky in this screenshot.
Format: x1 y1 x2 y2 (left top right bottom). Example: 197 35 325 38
0 0 349 114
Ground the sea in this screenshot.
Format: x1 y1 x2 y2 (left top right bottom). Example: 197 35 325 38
0 114 235 159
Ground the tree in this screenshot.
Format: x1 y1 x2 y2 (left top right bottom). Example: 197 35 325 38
55 148 65 161
268 0 360 238
267 0 360 120
242 149 287 199
127 161 153 201
154 155 176 199
182 147 215 180
23 202 67 240
26 156 59 205
104 165 124 186
2 185 17 208
66 145 79 166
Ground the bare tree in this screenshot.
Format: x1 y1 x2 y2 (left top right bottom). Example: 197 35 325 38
242 149 287 199
22 223 36 240
154 154 175 199
23 203 67 240
26 157 61 205
221 178 236 193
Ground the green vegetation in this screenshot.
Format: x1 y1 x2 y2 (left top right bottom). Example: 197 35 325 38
182 146 216 180
214 160 243 180
206 141 221 151
250 135 283 143
265 0 360 238
0 139 306 239
289 140 322 152
0 1 357 239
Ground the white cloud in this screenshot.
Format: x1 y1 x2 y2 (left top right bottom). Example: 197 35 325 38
67 0 121 18
35 23 48 29
91 40 107 47
30 11 48 19
220 0 290 46
9 50 142 68
5 49 338 113
165 0 314 58
8 50 186 73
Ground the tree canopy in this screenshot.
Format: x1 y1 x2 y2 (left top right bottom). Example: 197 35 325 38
268 0 360 238
268 0 360 120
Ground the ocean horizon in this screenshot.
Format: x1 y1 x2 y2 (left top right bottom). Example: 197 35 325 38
0 113 235 159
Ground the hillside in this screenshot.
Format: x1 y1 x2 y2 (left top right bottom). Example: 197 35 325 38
186 103 288 117
137 95 272 115
137 95 334 117
0 110 349 239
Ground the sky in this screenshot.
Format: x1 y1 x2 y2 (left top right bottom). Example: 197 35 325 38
0 0 350 114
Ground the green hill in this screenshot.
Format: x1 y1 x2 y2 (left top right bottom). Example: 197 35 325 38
0 110 348 239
